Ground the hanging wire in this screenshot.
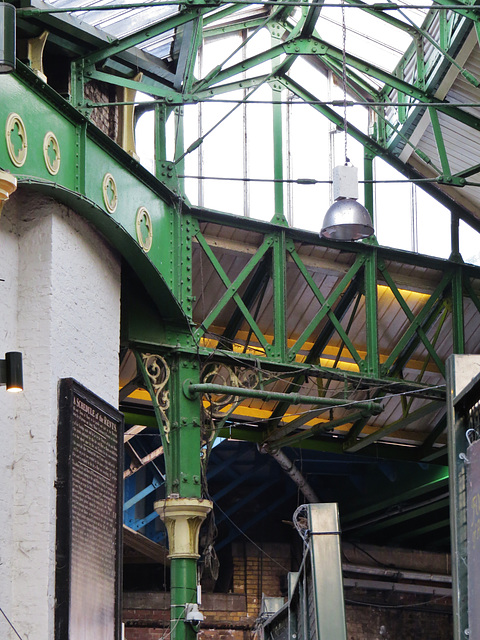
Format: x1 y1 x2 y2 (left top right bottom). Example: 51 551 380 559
0 608 25 640
87 99 480 108
344 595 450 610
179 174 480 185
200 329 446 397
341 0 349 165
208 492 290 571
17 2 478 13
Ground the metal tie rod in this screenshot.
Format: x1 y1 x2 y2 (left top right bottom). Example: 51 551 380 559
184 381 383 414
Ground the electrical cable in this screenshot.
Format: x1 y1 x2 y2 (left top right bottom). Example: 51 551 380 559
89 99 480 108
199 330 446 412
203 332 448 397
0 607 25 640
17 2 480 13
341 0 349 165
344 595 450 610
343 542 396 568
179 174 480 185
156 608 185 640
208 494 290 572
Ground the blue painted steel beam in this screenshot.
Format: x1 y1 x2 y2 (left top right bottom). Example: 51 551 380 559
123 476 163 511
130 510 160 532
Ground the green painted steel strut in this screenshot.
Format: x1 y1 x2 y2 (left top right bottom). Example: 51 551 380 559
364 248 379 378
272 227 288 362
363 151 375 218
272 84 285 218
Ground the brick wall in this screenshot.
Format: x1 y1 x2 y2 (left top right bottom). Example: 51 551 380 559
123 542 453 640
124 542 290 639
345 591 452 640
84 81 119 142
231 542 290 620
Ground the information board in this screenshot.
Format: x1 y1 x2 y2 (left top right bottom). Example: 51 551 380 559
55 379 123 640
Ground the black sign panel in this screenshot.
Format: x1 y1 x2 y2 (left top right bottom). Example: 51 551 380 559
55 379 123 640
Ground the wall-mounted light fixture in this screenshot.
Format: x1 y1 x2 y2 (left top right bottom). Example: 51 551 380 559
0 352 23 392
321 165 374 241
0 169 17 214
0 2 16 74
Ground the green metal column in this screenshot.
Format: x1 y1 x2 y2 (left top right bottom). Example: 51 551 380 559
175 107 186 195
137 352 210 640
155 103 169 171
452 266 465 354
134 336 208 633
171 558 198 640
363 150 375 219
272 84 284 217
70 60 87 115
167 355 202 497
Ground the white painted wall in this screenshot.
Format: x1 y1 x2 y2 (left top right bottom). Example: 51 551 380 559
0 191 121 640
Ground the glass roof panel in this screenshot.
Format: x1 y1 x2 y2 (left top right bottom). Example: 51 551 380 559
47 0 179 59
311 0 433 74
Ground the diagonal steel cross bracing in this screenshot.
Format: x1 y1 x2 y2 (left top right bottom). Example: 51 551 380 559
269 411 369 449
286 251 365 366
173 18 204 93
194 232 274 355
378 262 450 378
265 275 361 430
80 7 217 67
221 253 273 348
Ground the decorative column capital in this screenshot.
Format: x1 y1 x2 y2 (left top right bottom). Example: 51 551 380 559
155 497 212 559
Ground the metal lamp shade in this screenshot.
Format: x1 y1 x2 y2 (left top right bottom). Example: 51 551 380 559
0 2 15 73
321 198 374 241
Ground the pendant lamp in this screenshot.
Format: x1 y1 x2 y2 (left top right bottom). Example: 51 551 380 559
321 165 374 241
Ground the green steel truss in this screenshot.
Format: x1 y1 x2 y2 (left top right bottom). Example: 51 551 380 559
3 64 480 462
